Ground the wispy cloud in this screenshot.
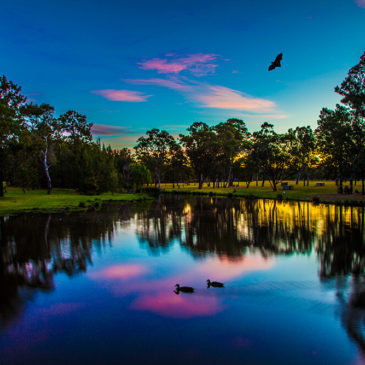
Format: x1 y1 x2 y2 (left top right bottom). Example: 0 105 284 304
192 85 275 111
125 77 277 113
138 53 219 76
92 89 152 102
355 0 365 8
91 124 129 136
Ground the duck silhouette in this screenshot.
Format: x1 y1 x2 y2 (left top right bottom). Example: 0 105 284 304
174 284 195 294
207 279 224 288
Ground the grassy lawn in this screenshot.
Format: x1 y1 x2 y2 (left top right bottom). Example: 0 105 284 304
0 188 151 215
159 180 365 204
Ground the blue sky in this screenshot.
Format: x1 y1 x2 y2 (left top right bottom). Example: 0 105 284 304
1 0 365 147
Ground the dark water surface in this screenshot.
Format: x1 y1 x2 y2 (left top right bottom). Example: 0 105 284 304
1 196 365 364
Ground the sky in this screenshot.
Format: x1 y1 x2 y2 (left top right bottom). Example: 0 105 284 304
1 0 365 148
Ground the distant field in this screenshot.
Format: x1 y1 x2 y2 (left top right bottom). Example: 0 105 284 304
0 188 150 215
158 180 365 204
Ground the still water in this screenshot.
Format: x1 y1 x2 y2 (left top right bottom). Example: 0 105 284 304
0 196 365 364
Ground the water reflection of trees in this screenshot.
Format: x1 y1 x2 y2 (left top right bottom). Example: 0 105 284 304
135 196 365 276
0 203 144 326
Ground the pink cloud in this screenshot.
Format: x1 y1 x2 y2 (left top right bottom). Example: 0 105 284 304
125 78 276 112
355 0 365 8
124 78 191 91
192 85 276 111
92 89 151 102
131 291 222 318
91 124 129 136
89 264 148 280
138 53 219 76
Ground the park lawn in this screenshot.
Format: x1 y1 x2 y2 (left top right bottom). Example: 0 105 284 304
0 188 150 215
160 181 365 203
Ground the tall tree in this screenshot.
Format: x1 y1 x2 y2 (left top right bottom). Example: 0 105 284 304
315 105 355 193
58 110 93 143
135 129 176 188
335 51 365 120
248 122 289 191
180 122 219 189
22 103 60 194
287 126 317 185
0 75 27 196
215 118 250 186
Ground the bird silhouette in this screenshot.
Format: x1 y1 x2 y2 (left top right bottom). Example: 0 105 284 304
174 284 195 294
207 279 224 288
268 53 283 71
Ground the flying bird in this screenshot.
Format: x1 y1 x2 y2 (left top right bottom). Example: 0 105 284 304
268 53 283 71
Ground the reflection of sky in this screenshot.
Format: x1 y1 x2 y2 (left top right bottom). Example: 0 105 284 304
1 201 364 364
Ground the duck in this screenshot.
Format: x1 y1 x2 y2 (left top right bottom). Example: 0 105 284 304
207 279 224 288
174 284 195 294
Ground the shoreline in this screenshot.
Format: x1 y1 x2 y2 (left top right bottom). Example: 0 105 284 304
0 188 151 216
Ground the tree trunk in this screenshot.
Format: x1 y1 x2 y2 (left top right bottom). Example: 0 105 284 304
262 178 265 187
198 173 203 189
296 172 300 185
227 162 233 187
339 178 343 194
362 178 364 195
0 149 4 197
272 180 277 191
42 148 52 195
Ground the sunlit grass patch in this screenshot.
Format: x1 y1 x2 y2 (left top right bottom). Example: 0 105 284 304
0 188 150 215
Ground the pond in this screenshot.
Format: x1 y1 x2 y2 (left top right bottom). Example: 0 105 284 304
0 196 365 364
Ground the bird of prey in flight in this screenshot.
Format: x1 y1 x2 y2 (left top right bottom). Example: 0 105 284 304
268 53 283 71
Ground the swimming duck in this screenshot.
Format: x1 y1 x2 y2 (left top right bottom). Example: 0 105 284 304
174 284 195 294
207 279 224 288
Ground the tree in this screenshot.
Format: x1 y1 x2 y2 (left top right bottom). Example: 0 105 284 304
287 126 317 185
315 105 355 193
248 122 289 191
0 75 27 196
180 122 219 189
135 129 176 188
58 110 93 143
335 51 365 120
21 103 60 194
214 119 250 186
129 163 152 190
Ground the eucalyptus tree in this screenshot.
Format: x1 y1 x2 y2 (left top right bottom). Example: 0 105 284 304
335 51 365 120
180 122 220 189
135 128 176 188
21 103 61 194
0 75 27 196
315 105 355 193
214 118 250 186
248 122 289 191
287 126 317 185
58 110 93 144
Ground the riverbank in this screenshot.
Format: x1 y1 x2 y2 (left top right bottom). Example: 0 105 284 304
0 188 151 215
158 181 365 206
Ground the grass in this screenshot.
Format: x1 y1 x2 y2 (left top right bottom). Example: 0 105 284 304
0 188 151 216
158 181 365 205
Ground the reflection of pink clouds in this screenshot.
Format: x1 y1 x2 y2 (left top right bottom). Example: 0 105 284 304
90 264 148 280
131 291 222 318
197 255 274 281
